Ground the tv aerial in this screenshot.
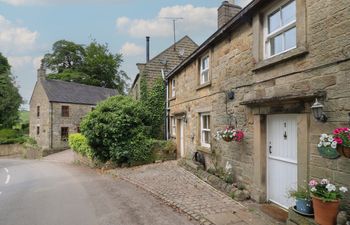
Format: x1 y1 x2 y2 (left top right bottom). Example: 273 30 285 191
161 17 184 51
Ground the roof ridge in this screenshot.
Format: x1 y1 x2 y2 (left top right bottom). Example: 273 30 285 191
44 78 116 91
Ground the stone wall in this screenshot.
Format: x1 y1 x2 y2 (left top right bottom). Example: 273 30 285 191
51 102 94 150
168 0 350 211
0 144 24 156
29 79 51 150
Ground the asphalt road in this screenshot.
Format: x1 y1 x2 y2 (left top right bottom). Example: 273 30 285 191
0 159 196 225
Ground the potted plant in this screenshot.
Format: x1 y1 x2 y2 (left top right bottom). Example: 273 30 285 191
309 178 348 225
289 187 313 215
317 133 340 159
215 127 244 142
333 127 350 158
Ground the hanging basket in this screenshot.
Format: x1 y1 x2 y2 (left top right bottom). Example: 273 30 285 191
337 145 350 158
317 146 340 159
222 136 233 142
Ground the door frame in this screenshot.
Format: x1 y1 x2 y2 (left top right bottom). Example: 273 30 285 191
251 113 309 204
266 114 298 208
176 118 185 158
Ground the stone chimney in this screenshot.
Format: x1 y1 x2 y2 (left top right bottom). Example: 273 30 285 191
217 1 242 29
37 60 46 80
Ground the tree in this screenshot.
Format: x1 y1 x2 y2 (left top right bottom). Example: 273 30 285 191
0 53 22 129
44 40 130 94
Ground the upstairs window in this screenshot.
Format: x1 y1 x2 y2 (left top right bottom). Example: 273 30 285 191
171 79 176 98
200 113 211 148
200 55 210 85
61 127 69 141
265 0 296 58
37 106 40 117
61 106 69 117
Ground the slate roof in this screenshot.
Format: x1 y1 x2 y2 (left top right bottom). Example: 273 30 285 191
41 79 117 105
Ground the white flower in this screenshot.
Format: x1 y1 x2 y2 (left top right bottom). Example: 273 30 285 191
321 134 328 138
339 187 348 193
318 143 322 147
321 179 329 185
320 136 325 141
331 142 337 149
326 184 336 192
328 137 334 142
311 187 317 192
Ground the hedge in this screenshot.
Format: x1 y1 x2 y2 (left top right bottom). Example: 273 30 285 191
68 133 93 159
0 129 26 144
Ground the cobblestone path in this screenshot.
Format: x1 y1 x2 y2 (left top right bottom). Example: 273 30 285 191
109 161 280 225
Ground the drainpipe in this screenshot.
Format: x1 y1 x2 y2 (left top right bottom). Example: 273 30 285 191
162 69 169 140
50 102 53 149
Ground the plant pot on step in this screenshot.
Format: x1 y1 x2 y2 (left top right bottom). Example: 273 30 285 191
295 198 313 214
312 196 339 225
337 145 350 158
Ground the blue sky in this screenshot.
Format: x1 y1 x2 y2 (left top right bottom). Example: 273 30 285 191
0 0 250 108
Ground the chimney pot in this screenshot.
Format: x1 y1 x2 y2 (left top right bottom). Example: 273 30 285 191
217 1 242 29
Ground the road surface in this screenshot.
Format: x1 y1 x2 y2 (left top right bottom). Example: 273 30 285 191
0 159 196 225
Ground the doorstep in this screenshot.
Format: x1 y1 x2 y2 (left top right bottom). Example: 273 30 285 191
287 207 316 225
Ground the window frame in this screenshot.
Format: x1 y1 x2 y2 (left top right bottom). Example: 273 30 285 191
264 0 297 59
200 113 211 148
61 106 69 117
199 54 210 85
37 106 40 117
171 116 176 137
171 79 176 98
61 127 69 142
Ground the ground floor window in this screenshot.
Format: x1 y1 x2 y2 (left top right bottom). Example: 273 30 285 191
171 117 176 137
61 127 69 141
36 126 40 135
200 113 210 148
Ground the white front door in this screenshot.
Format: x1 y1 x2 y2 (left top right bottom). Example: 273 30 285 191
267 114 298 209
179 119 185 157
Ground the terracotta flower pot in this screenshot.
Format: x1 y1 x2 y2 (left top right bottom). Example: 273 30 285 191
312 196 339 225
337 145 350 158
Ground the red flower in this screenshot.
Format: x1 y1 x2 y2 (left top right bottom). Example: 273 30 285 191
333 129 341 135
334 137 343 144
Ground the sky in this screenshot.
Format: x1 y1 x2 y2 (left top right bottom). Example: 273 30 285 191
0 0 251 109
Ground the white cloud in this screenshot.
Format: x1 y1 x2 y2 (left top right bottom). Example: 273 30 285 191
120 42 144 57
116 4 217 38
0 15 38 54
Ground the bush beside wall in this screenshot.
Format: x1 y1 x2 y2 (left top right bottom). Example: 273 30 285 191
68 133 93 159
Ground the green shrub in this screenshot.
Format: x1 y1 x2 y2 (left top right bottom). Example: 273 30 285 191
68 133 93 159
151 140 176 161
81 96 153 164
0 129 26 144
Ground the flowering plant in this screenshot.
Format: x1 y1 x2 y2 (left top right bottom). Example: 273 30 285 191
215 127 244 142
317 133 337 149
333 127 350 147
308 178 348 201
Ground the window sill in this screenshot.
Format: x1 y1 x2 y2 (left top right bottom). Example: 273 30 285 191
253 46 308 72
168 97 176 101
196 82 211 91
196 145 211 154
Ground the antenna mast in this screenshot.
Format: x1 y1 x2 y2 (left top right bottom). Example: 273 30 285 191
162 17 183 51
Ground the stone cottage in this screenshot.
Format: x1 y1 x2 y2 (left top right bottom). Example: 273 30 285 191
29 66 116 151
129 36 198 100
166 0 350 215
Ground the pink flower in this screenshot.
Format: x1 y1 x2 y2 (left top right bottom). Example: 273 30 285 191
334 137 343 144
333 129 340 135
309 179 318 187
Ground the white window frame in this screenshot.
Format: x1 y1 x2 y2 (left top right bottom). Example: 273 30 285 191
264 0 297 59
171 116 176 137
171 79 176 97
200 55 210 85
200 113 210 148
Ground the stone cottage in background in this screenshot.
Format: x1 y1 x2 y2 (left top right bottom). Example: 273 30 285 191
166 0 350 216
129 36 198 100
29 66 116 152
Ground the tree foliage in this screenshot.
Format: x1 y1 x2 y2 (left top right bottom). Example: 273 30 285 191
0 53 22 129
44 40 130 94
81 96 153 164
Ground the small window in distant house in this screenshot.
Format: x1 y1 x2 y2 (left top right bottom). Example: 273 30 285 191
200 55 210 85
61 106 69 117
91 107 95 112
265 0 296 58
36 126 40 135
171 117 176 136
37 106 40 117
171 79 176 98
200 113 210 148
61 127 69 141
77 126 80 133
